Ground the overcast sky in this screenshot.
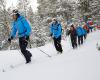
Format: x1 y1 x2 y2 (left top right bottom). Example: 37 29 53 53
6 0 38 12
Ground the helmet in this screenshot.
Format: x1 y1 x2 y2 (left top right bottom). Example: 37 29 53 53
11 9 19 15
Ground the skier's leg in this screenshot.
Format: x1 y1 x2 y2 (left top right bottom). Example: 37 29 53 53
74 37 77 48
78 36 80 45
84 35 86 40
81 36 83 44
71 37 75 49
53 37 59 51
57 36 63 53
19 37 32 63
25 38 32 57
26 50 32 57
22 39 32 57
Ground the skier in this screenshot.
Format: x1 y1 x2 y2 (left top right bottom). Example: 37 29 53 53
68 24 77 49
83 23 89 39
76 24 85 45
50 18 63 54
87 18 94 32
8 10 32 64
83 23 89 34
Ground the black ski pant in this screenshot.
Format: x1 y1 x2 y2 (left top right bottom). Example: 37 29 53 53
53 36 63 53
71 36 77 49
78 36 83 45
19 37 32 62
84 34 87 40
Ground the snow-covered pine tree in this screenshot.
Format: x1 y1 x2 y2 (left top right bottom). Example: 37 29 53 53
37 0 75 20
0 0 11 50
17 0 30 17
78 0 100 17
35 0 76 45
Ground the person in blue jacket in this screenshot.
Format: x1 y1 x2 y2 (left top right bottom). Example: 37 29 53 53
76 24 86 45
50 18 63 54
8 10 32 64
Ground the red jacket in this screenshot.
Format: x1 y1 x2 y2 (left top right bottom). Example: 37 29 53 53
88 21 93 25
83 25 89 31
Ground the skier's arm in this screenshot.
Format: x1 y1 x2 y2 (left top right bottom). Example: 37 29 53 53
75 30 77 36
11 23 17 38
50 24 53 36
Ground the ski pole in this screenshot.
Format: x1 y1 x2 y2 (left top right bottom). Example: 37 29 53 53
28 39 52 58
37 47 52 58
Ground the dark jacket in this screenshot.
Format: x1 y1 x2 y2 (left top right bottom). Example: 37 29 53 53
68 29 77 39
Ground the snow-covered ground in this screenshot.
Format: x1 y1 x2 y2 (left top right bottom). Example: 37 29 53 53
0 30 100 80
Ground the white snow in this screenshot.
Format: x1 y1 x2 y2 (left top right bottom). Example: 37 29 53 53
0 30 100 80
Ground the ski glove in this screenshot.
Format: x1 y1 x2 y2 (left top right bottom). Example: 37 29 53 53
22 36 29 42
8 36 13 43
50 33 53 37
26 36 29 41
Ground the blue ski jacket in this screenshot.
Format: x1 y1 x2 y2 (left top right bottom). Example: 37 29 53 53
50 22 62 38
76 26 86 36
11 15 31 38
